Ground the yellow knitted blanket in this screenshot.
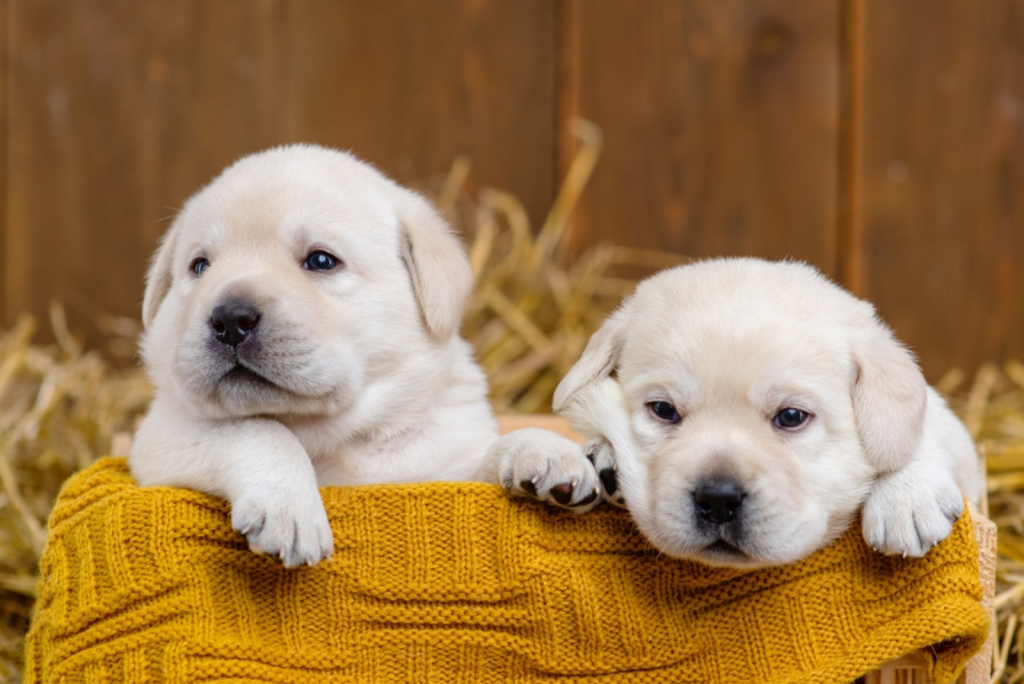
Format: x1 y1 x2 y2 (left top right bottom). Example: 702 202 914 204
25 458 987 684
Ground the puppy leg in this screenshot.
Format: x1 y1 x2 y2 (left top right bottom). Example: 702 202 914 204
484 428 603 512
130 396 333 568
861 389 977 557
558 376 639 509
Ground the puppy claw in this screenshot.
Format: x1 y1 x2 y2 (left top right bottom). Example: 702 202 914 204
237 513 266 539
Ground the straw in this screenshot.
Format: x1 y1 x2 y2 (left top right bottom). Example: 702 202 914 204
3 124 1021 680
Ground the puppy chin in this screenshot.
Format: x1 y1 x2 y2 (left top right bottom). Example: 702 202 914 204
173 375 352 420
640 521 835 569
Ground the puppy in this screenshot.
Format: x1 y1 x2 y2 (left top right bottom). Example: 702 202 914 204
130 144 598 568
549 257 981 568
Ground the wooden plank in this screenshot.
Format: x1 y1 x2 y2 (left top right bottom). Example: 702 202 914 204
6 1 275 338
852 0 1022 379
556 0 580 183
3 0 556 342
836 0 866 296
277 0 557 223
566 0 841 275
0 0 7 329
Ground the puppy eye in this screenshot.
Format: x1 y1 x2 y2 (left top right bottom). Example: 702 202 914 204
648 401 681 424
303 250 341 272
191 257 210 276
773 407 810 430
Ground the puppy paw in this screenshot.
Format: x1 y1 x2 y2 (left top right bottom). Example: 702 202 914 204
493 428 603 512
231 490 334 568
861 468 964 558
584 438 626 508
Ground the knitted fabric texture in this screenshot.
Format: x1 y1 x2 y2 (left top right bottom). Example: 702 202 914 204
25 458 987 684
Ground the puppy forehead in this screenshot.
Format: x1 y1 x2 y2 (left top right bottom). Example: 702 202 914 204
623 331 845 408
619 258 862 391
174 145 402 252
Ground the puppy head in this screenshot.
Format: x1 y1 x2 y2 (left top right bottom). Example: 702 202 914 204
556 257 927 568
141 144 473 421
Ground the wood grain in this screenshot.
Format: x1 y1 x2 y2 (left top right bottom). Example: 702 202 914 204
851 0 1023 379
836 0 866 296
276 1 557 222
2 0 557 339
566 0 841 274
0 2 1021 378
0 0 7 329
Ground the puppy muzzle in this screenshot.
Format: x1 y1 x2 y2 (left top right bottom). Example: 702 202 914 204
202 298 279 391
688 475 752 562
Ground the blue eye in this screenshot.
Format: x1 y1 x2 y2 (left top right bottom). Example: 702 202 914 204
773 408 810 430
303 250 340 272
648 401 681 423
191 258 210 276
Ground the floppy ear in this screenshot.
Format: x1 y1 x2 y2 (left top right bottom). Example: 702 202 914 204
395 189 474 340
141 224 181 329
851 316 928 472
553 306 630 412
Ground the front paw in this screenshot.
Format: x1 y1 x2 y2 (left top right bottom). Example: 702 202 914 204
861 468 964 558
493 428 603 512
231 488 334 568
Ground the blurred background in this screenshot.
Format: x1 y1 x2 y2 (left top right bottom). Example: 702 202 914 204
2 2 1024 679
0 0 1020 381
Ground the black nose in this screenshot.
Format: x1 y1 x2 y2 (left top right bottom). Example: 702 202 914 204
210 301 261 347
693 477 745 524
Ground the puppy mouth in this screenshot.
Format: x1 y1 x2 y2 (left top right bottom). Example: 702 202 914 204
701 539 748 561
221 362 280 389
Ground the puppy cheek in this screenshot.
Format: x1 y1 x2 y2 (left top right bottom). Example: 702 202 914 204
750 443 869 563
630 411 666 453
293 322 367 399
141 296 189 384
622 410 680 496
177 283 222 353
642 445 702 536
747 478 831 563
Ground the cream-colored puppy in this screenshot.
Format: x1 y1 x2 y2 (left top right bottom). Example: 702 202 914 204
130 145 598 568
551 257 981 568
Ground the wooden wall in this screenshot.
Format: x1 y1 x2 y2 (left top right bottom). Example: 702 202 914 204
0 0 1021 381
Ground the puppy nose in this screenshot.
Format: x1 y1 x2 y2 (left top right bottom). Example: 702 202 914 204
693 477 745 524
210 301 261 347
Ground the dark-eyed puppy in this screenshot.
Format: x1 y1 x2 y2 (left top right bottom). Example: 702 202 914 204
550 257 981 568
